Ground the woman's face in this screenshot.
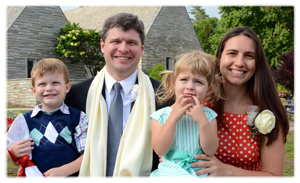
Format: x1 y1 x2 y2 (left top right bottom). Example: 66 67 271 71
219 35 256 86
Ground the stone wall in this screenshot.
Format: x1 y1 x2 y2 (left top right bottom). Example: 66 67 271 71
142 6 202 73
7 78 36 108
7 78 85 108
7 6 86 80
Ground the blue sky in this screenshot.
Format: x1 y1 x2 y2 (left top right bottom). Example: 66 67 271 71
60 6 221 20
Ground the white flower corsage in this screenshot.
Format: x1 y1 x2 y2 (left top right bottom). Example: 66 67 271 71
130 84 140 101
245 105 276 146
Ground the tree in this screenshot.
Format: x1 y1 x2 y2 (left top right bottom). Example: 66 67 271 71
209 6 294 67
148 64 165 82
194 17 218 54
190 6 209 24
273 47 294 92
53 22 105 76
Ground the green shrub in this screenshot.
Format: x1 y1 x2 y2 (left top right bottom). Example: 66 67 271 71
277 84 292 93
148 64 165 82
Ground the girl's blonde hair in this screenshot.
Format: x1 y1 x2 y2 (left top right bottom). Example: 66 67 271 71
156 50 221 104
31 58 69 86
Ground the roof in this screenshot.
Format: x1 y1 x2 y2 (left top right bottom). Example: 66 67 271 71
7 6 26 31
64 6 162 34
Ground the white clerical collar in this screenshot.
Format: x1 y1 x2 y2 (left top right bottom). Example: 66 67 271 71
104 68 137 96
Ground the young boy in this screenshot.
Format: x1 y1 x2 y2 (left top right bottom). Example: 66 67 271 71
7 58 88 177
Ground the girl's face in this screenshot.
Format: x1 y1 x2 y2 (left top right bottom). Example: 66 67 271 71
220 35 256 86
173 70 209 104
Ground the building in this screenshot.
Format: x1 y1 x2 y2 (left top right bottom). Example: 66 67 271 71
7 6 86 81
7 6 86 107
65 6 202 73
6 6 202 107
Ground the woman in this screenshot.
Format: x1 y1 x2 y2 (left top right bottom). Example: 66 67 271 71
192 26 289 176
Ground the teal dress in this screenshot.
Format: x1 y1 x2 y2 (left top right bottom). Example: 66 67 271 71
150 106 217 178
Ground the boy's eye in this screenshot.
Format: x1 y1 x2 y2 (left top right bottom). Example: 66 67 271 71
196 80 202 84
38 83 45 86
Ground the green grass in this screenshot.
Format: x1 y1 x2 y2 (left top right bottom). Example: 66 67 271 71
19 110 28 114
7 106 18 109
280 98 294 105
7 156 18 177
283 131 294 176
7 110 29 115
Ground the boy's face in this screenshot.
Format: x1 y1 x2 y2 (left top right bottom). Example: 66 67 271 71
31 72 71 113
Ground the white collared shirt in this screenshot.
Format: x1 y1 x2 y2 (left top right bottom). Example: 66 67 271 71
104 68 137 130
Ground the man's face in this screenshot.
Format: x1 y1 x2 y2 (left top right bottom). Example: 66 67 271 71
101 27 145 81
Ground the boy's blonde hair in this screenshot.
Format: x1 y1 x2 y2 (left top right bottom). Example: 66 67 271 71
31 58 69 86
156 50 221 104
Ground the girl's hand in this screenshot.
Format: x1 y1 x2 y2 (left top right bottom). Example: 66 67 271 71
8 138 34 158
171 94 194 122
159 156 163 162
185 96 206 125
191 153 229 176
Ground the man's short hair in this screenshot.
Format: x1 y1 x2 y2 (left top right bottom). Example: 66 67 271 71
31 58 69 86
101 13 145 44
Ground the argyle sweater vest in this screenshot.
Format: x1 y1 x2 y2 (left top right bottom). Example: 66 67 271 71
23 107 81 174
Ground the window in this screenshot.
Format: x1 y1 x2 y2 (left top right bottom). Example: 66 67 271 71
166 57 171 70
26 58 41 78
27 60 34 78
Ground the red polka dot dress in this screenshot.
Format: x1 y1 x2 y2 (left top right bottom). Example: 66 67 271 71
203 103 261 171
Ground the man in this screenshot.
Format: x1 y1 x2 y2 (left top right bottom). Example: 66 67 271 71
64 13 170 176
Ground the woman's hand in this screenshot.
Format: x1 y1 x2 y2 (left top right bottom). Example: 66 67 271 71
191 154 231 176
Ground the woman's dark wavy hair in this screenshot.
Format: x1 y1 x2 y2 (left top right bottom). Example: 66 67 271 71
214 26 289 146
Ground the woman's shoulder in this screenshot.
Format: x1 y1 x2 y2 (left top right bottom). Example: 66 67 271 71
202 102 213 109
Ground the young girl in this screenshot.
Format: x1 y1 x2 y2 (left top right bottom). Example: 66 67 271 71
150 50 221 177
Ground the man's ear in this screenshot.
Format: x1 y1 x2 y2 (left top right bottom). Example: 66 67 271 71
141 42 145 55
65 82 72 94
100 39 105 53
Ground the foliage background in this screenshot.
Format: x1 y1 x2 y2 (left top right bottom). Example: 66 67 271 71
192 6 294 68
273 47 294 92
53 22 105 76
148 64 166 82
